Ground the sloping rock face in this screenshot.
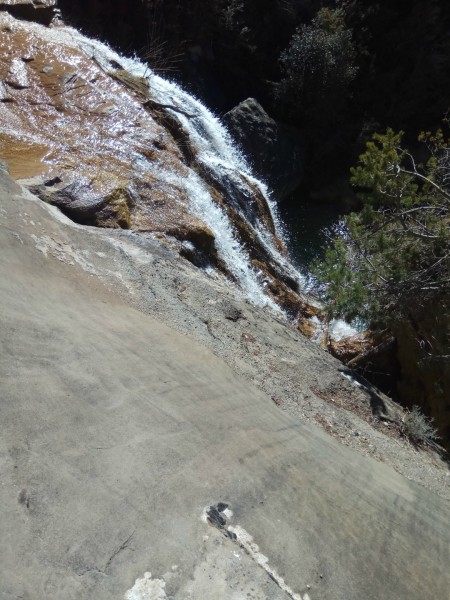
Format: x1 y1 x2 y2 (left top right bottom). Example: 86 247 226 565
0 10 307 315
1 162 450 600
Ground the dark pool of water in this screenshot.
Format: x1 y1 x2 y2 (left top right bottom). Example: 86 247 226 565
278 198 345 271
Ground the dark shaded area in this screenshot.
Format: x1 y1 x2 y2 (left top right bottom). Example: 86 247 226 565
27 179 111 226
58 0 148 53
58 0 450 203
278 198 344 268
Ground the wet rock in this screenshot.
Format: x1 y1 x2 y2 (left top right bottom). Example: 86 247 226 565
224 98 304 201
24 176 136 229
179 240 210 269
0 13 194 237
298 317 319 339
163 220 215 257
0 80 12 101
27 178 110 225
250 258 314 319
199 161 276 235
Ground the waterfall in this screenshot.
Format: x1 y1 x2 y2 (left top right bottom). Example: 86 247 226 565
9 19 305 312
57 30 304 310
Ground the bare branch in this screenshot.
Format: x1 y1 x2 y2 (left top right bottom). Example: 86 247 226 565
399 166 450 202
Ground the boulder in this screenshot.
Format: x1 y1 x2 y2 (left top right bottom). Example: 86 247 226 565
224 98 304 201
26 178 111 226
0 0 56 25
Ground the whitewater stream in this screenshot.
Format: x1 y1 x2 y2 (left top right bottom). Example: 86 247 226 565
0 15 354 338
21 26 296 310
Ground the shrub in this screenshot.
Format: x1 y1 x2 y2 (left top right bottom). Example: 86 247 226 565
401 405 440 446
276 7 357 125
313 127 450 326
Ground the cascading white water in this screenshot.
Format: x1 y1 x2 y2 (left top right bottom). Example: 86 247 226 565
67 33 304 309
155 166 278 307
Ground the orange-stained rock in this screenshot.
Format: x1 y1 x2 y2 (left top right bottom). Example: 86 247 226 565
329 331 375 363
249 258 319 321
0 13 194 238
329 328 401 402
297 318 317 338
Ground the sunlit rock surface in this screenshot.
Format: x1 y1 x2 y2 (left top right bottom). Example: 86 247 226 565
0 13 191 231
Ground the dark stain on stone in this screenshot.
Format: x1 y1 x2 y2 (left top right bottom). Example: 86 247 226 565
18 489 30 509
207 506 226 528
5 80 29 90
223 304 243 322
207 502 230 530
44 176 62 187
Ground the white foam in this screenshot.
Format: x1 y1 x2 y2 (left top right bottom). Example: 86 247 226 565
329 319 358 341
124 572 167 600
228 525 304 600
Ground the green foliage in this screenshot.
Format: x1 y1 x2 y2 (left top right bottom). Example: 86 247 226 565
276 7 357 124
313 128 450 326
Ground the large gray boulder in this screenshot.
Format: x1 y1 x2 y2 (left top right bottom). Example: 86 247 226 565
224 97 305 201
